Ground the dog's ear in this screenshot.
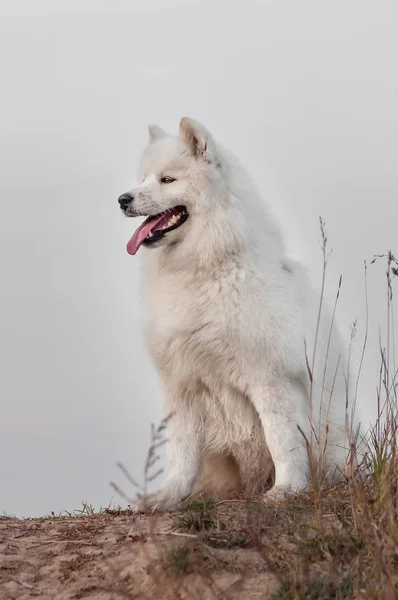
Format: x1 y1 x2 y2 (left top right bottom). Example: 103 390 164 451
148 124 167 143
179 117 216 162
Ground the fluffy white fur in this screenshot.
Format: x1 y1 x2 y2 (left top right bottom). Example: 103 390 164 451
120 117 354 511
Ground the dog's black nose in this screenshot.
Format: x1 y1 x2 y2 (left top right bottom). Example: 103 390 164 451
118 192 134 209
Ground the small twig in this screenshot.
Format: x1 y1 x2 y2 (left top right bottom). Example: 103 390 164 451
215 499 245 506
13 526 40 539
12 579 40 593
152 530 198 539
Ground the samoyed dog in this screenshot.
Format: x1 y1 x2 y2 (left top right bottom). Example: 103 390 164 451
118 117 354 511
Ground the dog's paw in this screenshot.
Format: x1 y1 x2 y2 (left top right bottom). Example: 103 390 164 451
263 482 308 504
131 490 182 514
263 485 294 504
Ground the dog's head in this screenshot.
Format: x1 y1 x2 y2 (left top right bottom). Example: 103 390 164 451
118 117 227 255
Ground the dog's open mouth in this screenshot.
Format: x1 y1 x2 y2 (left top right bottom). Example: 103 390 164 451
126 206 189 255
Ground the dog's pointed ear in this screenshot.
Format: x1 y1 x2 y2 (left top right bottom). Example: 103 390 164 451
179 117 215 162
148 124 167 143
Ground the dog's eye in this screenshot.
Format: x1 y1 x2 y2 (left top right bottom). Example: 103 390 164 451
160 176 176 184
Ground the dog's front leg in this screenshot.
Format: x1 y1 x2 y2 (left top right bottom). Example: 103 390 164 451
132 398 201 513
250 381 310 500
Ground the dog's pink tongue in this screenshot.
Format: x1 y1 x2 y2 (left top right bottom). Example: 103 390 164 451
126 215 164 255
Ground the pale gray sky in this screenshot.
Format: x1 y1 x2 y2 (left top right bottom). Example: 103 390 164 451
0 0 397 517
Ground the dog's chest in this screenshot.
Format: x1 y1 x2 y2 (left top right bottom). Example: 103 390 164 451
144 274 238 376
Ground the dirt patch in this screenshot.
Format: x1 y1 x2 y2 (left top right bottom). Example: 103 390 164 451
0 508 278 599
2 480 397 599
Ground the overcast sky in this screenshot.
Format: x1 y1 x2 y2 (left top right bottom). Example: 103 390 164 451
0 0 397 517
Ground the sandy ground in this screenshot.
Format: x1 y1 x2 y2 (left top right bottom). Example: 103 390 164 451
0 511 279 600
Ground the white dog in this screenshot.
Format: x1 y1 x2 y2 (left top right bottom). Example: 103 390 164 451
118 117 354 511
